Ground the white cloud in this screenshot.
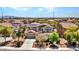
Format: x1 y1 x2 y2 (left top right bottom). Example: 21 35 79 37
11 7 54 12
11 7 29 11
11 7 19 10
44 7 54 12
37 7 54 12
37 8 44 12
21 8 28 11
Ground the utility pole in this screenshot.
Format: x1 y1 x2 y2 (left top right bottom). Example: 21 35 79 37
2 12 3 20
53 11 54 20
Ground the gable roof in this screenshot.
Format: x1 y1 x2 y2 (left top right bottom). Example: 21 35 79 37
26 23 52 28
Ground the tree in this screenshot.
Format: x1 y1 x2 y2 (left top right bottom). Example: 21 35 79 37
12 32 16 39
76 22 79 26
0 26 4 34
64 26 77 45
22 20 27 24
19 26 26 38
14 28 25 47
6 27 13 35
1 26 13 42
12 26 26 41
49 32 59 43
67 26 77 32
15 29 22 41
64 30 75 44
33 18 39 23
74 29 79 47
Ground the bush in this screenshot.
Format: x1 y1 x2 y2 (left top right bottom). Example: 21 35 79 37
49 32 59 43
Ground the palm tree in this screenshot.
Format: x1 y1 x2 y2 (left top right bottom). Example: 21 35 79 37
13 25 26 41
19 26 26 38
13 29 23 47
15 29 22 42
14 26 27 47
12 32 16 39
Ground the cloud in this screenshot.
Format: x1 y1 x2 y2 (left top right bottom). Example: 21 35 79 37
37 8 44 12
11 7 29 11
11 7 18 10
44 7 54 12
37 7 54 13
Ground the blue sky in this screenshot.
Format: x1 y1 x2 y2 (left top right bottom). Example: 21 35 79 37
0 7 79 17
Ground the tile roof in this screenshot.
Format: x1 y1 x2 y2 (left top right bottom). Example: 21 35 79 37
0 23 13 27
26 23 52 27
60 22 78 28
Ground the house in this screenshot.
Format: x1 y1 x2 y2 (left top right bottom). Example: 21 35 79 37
24 23 54 39
25 23 54 33
39 24 53 33
0 22 13 27
24 30 39 39
11 20 23 28
25 23 40 32
57 22 78 37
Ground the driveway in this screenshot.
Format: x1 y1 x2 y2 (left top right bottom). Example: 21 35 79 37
21 39 35 49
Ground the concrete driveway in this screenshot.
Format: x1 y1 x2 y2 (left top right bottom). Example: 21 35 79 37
21 39 35 49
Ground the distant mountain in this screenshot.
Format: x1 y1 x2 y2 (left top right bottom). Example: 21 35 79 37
0 16 18 19
0 16 79 19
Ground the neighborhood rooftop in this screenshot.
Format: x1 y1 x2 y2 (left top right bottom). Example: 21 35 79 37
60 22 78 28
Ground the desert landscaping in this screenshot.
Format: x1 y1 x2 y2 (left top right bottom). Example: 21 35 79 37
0 17 79 51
